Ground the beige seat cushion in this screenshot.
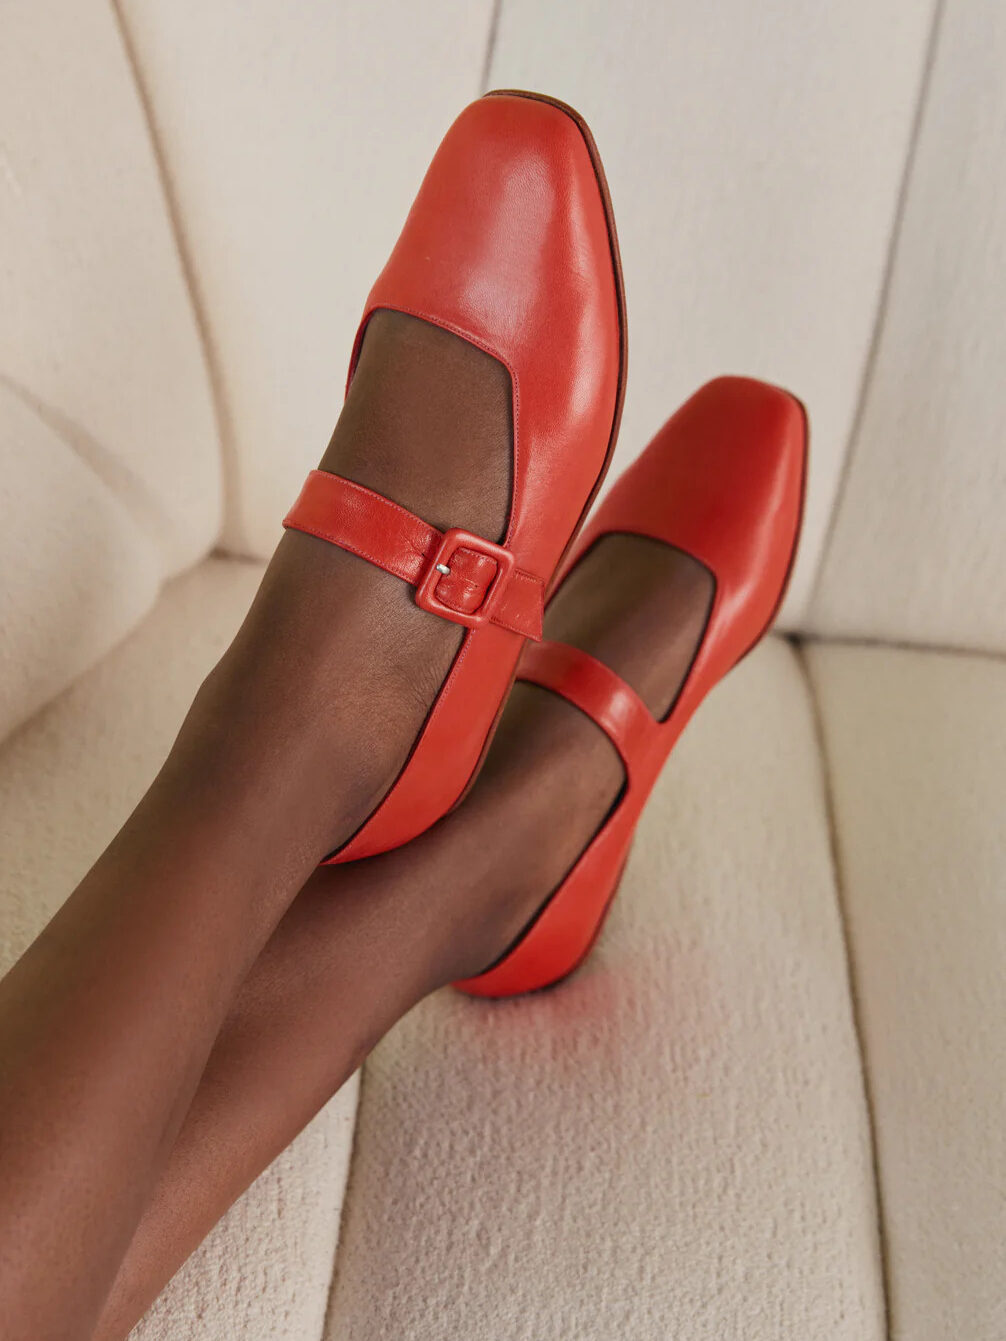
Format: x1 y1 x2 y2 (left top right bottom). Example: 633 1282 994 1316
325 638 885 1340
808 643 1006 1340
0 387 159 743
115 0 499 557
808 2 1006 653
0 559 358 1341
486 0 935 626
0 0 220 743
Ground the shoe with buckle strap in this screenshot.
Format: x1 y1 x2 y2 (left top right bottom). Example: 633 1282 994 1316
454 377 808 997
284 90 626 862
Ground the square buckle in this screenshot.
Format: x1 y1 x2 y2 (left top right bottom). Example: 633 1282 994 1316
415 528 516 629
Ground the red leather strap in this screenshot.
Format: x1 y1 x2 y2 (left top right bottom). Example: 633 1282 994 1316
517 640 657 770
283 471 543 638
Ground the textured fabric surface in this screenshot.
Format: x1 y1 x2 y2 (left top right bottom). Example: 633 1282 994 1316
0 0 220 567
0 387 159 743
0 558 359 1339
325 638 884 1340
808 642 1006 1341
0 0 220 744
487 0 936 627
130 1095 357 1341
809 0 1006 652
116 0 497 556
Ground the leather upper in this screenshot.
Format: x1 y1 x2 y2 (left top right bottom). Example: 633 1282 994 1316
315 92 624 861
458 377 808 996
353 92 622 585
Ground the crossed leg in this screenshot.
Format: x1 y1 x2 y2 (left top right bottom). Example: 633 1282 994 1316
0 311 713 1340
93 532 713 1338
0 313 514 1341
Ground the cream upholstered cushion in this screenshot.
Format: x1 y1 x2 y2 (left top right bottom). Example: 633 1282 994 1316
324 638 885 1340
0 0 220 744
0 387 159 742
114 0 498 557
485 0 936 631
809 1 1006 653
808 643 1006 1340
0 559 358 1341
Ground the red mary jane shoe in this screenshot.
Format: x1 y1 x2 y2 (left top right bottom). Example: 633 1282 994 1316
455 377 808 997
284 91 625 862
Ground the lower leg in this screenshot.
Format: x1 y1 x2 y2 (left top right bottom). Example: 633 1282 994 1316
93 537 713 1339
0 743 319 1341
0 313 512 1341
89 818 503 1341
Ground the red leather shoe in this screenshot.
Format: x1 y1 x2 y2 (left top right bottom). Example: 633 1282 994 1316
455 376 808 997
284 91 626 862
